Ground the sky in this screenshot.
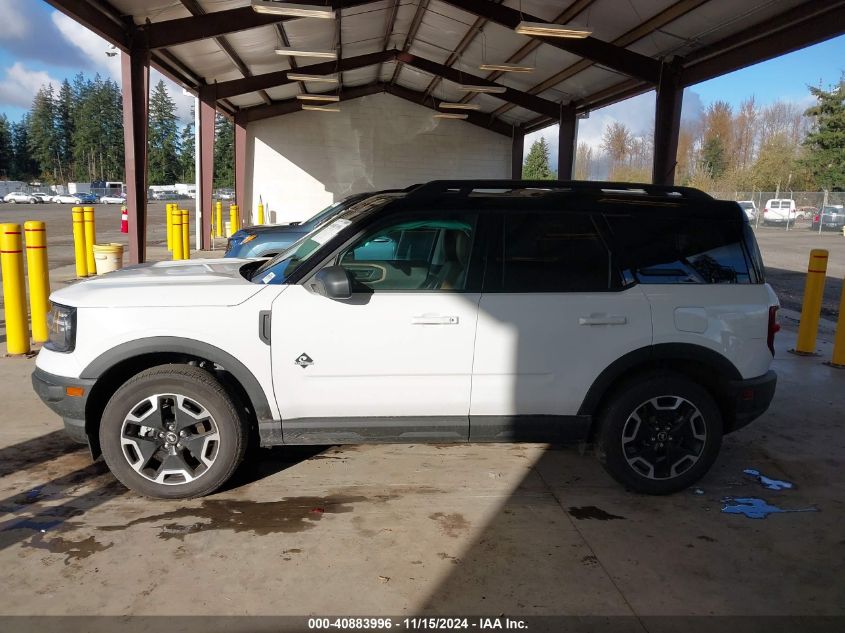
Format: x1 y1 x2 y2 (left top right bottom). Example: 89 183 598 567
0 0 842 159
0 0 195 124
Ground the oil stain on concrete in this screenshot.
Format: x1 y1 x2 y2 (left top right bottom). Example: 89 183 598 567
23 533 113 565
99 495 369 540
567 506 626 521
429 512 470 538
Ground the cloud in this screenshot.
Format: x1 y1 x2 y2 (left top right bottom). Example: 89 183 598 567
0 0 90 69
0 0 30 40
0 62 59 108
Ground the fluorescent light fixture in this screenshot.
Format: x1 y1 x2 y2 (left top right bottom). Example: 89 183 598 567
296 94 340 102
514 21 592 38
478 63 534 73
302 104 340 112
252 1 334 18
439 102 482 111
456 84 507 94
275 48 337 59
287 73 339 83
433 113 469 120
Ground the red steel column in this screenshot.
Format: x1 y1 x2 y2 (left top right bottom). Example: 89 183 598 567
121 45 150 264
511 128 524 179
557 107 577 180
652 59 684 185
198 88 216 250
234 114 247 227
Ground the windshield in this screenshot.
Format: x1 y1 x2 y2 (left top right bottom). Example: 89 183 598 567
250 194 402 284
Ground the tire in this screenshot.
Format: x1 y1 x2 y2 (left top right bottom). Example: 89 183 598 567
29 198 37 204
99 364 248 499
596 373 723 495
8 199 15 204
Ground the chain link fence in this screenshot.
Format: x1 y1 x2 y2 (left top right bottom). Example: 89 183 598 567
708 191 845 232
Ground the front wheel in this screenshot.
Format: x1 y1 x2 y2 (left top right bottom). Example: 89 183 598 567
99 364 248 499
596 374 723 495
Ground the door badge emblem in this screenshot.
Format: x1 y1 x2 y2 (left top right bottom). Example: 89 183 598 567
295 353 314 368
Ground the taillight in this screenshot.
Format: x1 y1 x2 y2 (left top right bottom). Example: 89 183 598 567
762 208 768 214
767 306 780 356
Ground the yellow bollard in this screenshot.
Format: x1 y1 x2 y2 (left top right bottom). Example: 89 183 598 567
215 201 223 238
257 203 265 225
83 206 96 276
172 212 184 261
24 221 50 344
827 279 845 368
71 207 87 278
792 249 828 355
0 223 30 355
166 203 173 251
181 209 190 259
230 204 239 234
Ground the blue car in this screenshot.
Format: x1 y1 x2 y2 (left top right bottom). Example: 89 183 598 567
225 190 404 259
78 192 99 204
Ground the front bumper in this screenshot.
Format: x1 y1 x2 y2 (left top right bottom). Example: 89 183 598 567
31 367 96 444
726 370 777 432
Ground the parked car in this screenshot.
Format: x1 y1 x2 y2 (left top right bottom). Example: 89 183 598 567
737 200 757 221
796 206 817 221
225 190 404 259
30 192 54 203
77 192 99 204
4 191 40 204
32 180 779 499
53 193 84 204
810 205 845 231
217 189 235 201
100 193 127 204
761 198 797 225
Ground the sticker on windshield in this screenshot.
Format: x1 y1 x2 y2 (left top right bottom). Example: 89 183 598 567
261 271 276 284
311 218 352 245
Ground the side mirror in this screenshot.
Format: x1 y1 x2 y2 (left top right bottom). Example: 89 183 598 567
311 265 352 300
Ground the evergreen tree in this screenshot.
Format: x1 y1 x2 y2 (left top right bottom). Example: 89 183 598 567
11 116 36 180
522 137 554 180
0 114 13 179
802 78 845 190
214 114 234 188
179 120 195 183
56 79 75 179
147 80 180 185
28 85 59 181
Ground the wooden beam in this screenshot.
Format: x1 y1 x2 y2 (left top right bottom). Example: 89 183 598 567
439 0 660 83
558 109 577 179
490 0 706 118
653 61 683 185
121 47 149 264
376 0 402 79
396 51 565 120
44 0 129 49
511 129 524 179
144 1 373 49
213 50 394 100
199 93 216 250
239 83 387 123
235 120 247 226
390 0 430 85
386 84 512 136
682 0 845 86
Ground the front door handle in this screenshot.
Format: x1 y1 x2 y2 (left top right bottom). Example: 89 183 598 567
579 315 627 326
411 315 459 325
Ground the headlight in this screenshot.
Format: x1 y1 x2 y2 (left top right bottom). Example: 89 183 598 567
45 303 76 353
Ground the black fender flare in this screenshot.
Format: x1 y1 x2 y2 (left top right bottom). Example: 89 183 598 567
81 337 274 421
577 343 742 417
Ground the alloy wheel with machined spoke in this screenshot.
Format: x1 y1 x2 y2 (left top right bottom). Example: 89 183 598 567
120 393 220 485
621 395 707 481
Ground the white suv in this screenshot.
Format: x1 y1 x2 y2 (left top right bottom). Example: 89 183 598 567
33 181 779 498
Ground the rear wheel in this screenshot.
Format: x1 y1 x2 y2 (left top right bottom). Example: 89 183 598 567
99 364 248 499
596 373 723 495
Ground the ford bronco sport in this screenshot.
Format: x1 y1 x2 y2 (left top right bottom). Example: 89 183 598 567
33 180 779 498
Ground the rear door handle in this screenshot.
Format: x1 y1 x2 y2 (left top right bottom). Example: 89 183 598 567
412 315 459 325
579 315 627 326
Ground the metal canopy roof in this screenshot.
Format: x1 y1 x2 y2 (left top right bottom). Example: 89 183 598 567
47 0 845 135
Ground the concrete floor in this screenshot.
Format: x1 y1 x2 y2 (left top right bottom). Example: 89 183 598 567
0 324 843 621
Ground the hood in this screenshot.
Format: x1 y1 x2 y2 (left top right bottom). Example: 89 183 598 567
51 258 267 308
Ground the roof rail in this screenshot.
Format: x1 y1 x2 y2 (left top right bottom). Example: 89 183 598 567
406 180 712 201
